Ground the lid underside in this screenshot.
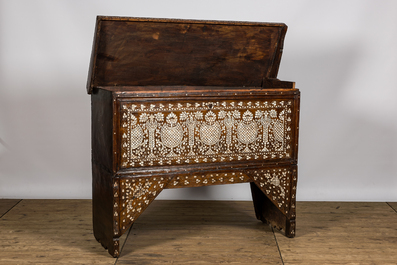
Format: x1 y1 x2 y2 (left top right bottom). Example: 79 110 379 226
87 17 287 94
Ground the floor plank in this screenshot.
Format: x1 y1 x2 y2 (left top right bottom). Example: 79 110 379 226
0 199 20 217
388 202 397 212
0 199 117 265
1 200 396 264
275 202 397 265
118 200 283 264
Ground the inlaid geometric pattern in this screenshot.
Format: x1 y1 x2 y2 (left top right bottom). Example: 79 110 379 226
118 173 250 234
117 166 296 236
247 167 295 216
119 176 170 234
119 99 295 168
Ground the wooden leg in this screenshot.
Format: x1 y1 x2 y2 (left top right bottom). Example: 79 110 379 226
92 163 120 257
108 239 120 258
93 233 119 257
250 182 295 237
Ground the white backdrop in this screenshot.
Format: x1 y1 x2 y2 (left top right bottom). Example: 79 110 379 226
0 0 396 201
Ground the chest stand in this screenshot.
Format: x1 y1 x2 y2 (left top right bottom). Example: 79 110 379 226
86 16 300 258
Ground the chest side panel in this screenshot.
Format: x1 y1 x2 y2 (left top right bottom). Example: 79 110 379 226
116 94 298 170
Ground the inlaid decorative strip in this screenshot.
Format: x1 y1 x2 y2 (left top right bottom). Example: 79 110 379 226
169 172 251 189
290 168 298 220
113 179 120 237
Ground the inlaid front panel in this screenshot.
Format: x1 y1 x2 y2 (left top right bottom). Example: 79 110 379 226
118 97 297 169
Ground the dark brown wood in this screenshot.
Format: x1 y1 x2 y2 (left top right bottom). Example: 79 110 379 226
262 78 295 88
87 16 288 94
91 88 114 171
0 199 21 218
91 88 119 257
87 16 299 257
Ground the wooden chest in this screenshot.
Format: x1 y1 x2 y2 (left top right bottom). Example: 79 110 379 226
87 16 300 257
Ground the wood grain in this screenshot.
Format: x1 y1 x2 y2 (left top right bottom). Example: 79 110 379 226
87 17 287 93
388 202 397 212
1 200 396 264
0 200 118 264
0 199 20 218
275 202 397 265
117 200 283 264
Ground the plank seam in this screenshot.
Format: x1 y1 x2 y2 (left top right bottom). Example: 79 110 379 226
115 223 134 263
386 202 397 214
0 199 23 219
272 227 285 265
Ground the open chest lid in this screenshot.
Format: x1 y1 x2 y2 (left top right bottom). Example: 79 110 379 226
87 16 289 94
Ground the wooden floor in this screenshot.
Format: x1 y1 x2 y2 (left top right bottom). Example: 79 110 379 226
0 200 396 265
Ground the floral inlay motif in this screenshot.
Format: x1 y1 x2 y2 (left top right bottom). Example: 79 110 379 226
120 99 294 168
